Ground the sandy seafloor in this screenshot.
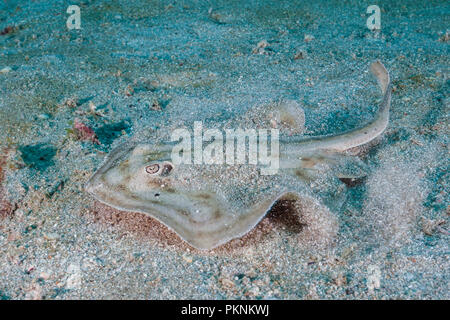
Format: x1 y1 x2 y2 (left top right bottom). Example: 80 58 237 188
0 0 448 299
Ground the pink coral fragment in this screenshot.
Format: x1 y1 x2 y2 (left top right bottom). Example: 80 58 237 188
73 118 100 145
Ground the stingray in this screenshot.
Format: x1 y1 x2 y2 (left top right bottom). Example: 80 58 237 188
85 61 391 250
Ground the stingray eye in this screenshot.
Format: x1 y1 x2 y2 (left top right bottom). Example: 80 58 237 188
145 164 160 174
160 162 173 177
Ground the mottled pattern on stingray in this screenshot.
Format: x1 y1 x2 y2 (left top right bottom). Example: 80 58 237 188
85 61 391 250
86 141 300 249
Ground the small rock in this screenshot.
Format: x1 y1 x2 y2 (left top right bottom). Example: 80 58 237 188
125 84 134 96
294 50 306 60
89 101 105 116
26 266 36 274
182 254 193 263
151 99 162 111
43 232 59 241
37 113 50 120
0 66 12 74
63 98 78 108
333 273 347 286
439 30 449 42
252 40 271 55
421 217 446 235
304 34 315 42
220 278 235 289
39 272 51 280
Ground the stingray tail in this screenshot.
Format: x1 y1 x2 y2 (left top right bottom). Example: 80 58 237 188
285 61 392 153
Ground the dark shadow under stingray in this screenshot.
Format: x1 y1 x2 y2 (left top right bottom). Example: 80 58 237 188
87 198 307 255
264 200 306 234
